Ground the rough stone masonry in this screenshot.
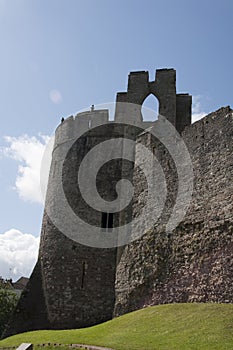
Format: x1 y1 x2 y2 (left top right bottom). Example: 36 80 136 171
3 69 233 338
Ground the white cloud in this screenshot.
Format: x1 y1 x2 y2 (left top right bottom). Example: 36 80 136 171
192 95 207 123
49 89 63 104
0 229 39 281
3 134 50 204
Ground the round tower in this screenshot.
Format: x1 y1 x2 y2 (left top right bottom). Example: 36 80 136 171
39 109 118 329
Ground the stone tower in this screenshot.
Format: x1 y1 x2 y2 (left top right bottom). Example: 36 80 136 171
4 69 194 337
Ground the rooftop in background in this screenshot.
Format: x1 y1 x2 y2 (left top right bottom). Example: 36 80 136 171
12 277 29 291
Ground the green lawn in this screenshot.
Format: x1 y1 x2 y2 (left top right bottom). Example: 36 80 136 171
1 303 233 350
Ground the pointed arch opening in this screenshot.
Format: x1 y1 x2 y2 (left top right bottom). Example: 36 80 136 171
141 94 159 121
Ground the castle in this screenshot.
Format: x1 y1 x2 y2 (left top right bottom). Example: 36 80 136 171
3 69 233 337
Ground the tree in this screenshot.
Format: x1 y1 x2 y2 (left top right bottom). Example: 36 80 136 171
0 278 19 337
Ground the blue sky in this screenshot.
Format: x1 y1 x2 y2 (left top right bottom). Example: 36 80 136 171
0 0 232 280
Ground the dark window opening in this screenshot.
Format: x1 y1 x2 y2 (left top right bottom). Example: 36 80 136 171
101 212 113 231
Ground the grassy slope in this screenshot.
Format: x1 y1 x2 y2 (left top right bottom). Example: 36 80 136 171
0 304 233 350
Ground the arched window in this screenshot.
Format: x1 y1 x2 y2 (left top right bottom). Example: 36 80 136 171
141 94 159 121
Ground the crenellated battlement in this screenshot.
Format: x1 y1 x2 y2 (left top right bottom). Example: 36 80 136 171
55 68 192 149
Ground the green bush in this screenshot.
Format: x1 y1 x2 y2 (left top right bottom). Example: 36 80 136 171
0 279 19 337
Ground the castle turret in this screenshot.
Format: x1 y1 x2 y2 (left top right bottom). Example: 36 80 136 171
116 68 191 132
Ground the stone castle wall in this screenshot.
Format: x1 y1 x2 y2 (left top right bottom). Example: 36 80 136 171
114 106 233 315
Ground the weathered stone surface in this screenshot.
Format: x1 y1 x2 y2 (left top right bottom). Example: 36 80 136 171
114 106 233 315
4 69 232 337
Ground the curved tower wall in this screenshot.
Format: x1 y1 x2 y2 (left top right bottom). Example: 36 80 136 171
40 109 118 329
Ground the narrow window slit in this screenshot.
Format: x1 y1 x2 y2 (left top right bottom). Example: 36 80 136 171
81 261 87 289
